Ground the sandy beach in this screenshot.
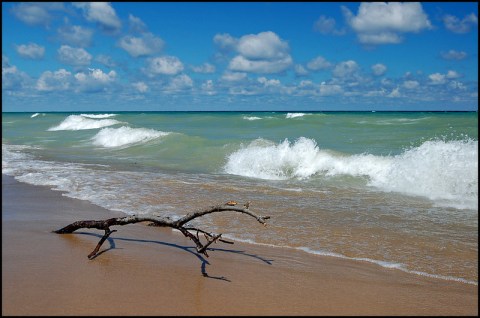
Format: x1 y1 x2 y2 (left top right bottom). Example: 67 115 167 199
2 174 478 316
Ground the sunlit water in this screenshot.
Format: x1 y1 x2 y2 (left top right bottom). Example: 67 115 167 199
2 111 477 284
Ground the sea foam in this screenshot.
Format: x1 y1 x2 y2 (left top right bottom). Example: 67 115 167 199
48 114 121 131
91 126 170 148
224 137 478 209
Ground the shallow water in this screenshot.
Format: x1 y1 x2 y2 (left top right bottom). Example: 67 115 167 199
2 111 478 284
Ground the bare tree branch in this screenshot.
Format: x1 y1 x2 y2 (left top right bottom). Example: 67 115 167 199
53 202 269 259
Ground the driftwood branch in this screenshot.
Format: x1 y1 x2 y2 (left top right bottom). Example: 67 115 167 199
53 202 270 259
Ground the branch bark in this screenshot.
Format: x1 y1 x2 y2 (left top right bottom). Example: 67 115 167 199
53 202 270 259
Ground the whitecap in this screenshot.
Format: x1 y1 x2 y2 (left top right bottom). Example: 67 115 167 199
91 126 170 148
47 115 121 131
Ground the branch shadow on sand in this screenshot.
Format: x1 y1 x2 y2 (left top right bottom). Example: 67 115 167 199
69 231 274 282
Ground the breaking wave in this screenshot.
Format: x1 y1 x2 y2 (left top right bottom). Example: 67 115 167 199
91 126 170 148
224 137 478 209
48 114 121 131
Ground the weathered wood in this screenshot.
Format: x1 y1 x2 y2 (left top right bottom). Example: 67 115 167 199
54 202 269 259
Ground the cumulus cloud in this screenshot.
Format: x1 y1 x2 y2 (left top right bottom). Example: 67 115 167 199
213 33 238 52
428 73 446 85
164 74 193 92
118 33 164 57
201 80 216 95
191 63 216 73
342 2 432 45
73 2 121 33
145 56 184 76
403 80 419 89
257 77 280 87
371 63 387 76
313 15 346 35
95 54 116 68
306 56 332 71
11 2 64 27
440 50 467 60
36 69 72 91
388 87 401 98
294 64 309 76
132 81 148 93
58 45 92 66
215 31 293 74
74 68 116 92
332 60 359 78
15 43 45 60
229 55 292 74
128 14 147 33
2 55 31 90
443 13 478 33
221 71 247 82
446 70 461 79
57 24 94 47
319 82 343 96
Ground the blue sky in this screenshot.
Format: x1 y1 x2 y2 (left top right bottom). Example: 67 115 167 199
2 2 478 111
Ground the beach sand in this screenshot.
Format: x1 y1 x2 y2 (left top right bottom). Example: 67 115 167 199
2 174 478 316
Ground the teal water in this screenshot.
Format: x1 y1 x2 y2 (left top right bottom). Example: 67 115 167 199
2 111 478 284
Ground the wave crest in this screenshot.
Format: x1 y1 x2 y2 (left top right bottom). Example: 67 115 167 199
48 114 121 131
91 126 170 148
224 137 478 209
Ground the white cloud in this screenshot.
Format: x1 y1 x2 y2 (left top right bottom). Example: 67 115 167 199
448 81 466 91
2 55 30 90
58 45 92 66
57 24 93 47
403 80 419 89
428 73 446 85
145 56 184 75
443 13 478 34
201 79 216 95
257 77 280 87
95 54 116 68
15 43 45 60
11 3 64 27
446 70 460 79
236 31 289 60
332 60 359 78
313 15 346 35
229 55 292 74
192 63 216 73
371 63 387 76
319 83 343 96
294 64 309 76
132 81 148 93
221 71 247 82
73 2 121 32
307 56 332 71
165 74 193 92
342 2 432 45
128 14 147 33
441 49 467 60
216 31 293 74
74 68 116 92
213 33 238 51
36 69 72 91
387 87 401 98
118 33 164 57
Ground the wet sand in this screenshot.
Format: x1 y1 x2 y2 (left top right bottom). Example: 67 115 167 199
2 174 478 316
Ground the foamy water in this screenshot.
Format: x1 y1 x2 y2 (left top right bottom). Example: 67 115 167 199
2 111 478 285
92 126 170 148
47 114 122 131
224 137 478 210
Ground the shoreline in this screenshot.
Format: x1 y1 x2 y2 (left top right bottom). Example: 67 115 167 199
2 174 478 315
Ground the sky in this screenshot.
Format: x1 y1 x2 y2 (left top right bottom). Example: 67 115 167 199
2 2 478 112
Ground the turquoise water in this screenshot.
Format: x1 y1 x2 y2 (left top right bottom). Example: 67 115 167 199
2 111 478 284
